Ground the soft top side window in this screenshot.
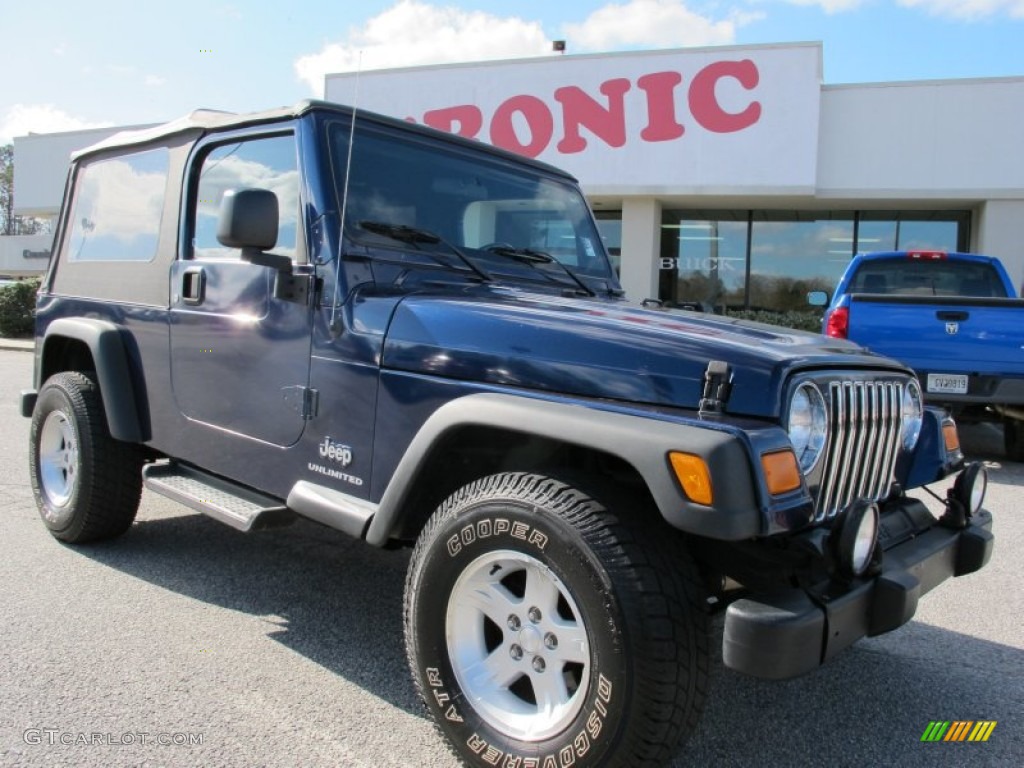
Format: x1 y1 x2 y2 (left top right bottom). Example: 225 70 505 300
66 147 169 263
191 134 299 260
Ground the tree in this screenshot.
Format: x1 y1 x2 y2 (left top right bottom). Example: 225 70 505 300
0 144 46 235
0 144 13 236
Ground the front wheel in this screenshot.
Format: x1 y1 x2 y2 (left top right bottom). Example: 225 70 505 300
29 371 143 543
404 473 709 767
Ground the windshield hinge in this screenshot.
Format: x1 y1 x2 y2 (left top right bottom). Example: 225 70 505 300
699 361 733 415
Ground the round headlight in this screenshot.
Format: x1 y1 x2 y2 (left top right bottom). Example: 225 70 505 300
836 501 879 577
953 462 988 516
901 379 924 451
787 383 827 473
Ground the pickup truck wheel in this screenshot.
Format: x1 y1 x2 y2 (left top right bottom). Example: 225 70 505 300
29 372 143 543
1006 418 1024 462
404 472 709 767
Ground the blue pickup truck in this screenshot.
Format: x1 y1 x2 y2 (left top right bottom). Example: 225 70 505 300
818 250 1024 461
20 103 994 768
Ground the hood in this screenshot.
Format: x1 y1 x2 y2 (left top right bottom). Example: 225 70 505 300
380 288 901 418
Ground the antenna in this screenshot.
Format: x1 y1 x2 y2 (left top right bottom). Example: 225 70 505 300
329 51 362 337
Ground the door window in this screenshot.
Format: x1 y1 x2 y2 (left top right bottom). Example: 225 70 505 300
191 134 300 260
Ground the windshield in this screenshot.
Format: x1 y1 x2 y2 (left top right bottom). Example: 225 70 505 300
328 122 614 282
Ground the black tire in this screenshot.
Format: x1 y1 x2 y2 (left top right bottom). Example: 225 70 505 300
1006 418 1024 463
28 371 143 543
404 473 709 767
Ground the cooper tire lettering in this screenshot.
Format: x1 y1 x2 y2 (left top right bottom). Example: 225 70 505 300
405 473 709 767
468 733 487 754
446 516 547 557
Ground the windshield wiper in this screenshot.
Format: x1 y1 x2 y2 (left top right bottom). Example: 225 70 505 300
358 220 492 283
484 245 596 297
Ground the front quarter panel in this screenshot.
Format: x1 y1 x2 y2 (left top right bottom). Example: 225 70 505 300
364 389 812 546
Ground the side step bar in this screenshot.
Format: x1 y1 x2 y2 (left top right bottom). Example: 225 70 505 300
143 463 295 532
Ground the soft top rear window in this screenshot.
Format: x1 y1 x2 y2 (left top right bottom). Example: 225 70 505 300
65 148 169 263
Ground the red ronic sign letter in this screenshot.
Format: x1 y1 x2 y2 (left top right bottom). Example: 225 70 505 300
688 59 762 133
636 71 685 142
489 95 554 158
422 105 483 139
554 78 631 153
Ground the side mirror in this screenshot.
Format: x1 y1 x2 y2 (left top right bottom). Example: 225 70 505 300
807 290 829 307
217 188 291 272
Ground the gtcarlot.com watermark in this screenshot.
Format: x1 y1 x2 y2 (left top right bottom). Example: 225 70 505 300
24 729 204 747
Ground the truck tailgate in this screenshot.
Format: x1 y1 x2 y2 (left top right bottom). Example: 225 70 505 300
847 295 1024 378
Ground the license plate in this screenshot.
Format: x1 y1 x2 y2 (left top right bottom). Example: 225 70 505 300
926 373 968 394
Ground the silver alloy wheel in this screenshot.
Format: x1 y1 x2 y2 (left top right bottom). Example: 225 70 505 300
38 410 78 519
446 549 591 741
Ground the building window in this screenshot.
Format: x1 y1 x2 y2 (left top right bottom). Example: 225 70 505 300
659 210 747 311
658 208 971 319
749 211 854 312
594 210 622 276
857 210 969 252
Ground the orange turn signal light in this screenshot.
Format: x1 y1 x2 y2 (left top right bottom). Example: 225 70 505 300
942 423 960 452
668 452 713 506
761 450 802 495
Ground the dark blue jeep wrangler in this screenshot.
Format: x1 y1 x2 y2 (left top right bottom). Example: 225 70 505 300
21 101 993 767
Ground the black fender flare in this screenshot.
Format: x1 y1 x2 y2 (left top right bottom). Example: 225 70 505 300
41 318 146 443
364 392 763 545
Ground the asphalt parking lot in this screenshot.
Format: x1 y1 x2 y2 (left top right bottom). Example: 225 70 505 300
1 347 1021 767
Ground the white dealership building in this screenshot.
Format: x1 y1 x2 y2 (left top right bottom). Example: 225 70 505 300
6 42 1023 310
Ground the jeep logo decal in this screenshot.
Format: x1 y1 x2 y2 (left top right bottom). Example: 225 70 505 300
319 437 353 466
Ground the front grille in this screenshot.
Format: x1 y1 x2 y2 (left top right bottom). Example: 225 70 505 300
815 380 903 521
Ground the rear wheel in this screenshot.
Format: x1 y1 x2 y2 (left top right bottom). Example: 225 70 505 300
404 472 709 767
29 372 143 543
1005 418 1024 463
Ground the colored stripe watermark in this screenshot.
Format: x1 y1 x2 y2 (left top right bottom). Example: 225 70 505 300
920 721 996 742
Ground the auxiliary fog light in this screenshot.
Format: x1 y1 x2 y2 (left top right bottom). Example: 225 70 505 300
835 500 879 578
953 462 987 516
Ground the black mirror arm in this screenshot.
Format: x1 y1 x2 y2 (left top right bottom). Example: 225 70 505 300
242 248 293 274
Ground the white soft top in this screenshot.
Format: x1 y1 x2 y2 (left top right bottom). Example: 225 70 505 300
71 101 336 159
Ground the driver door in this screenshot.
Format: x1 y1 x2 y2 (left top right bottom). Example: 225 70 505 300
169 131 312 447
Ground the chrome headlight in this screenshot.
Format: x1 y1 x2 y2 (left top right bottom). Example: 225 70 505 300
787 383 828 473
901 379 924 451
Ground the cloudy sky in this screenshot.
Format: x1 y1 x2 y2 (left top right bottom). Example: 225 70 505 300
1 0 1021 142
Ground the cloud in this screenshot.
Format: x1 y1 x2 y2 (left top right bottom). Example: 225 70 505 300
294 0 551 94
144 75 167 88
0 104 113 144
785 0 1024 16
294 0 762 95
563 0 752 49
897 0 1024 19
778 0 866 13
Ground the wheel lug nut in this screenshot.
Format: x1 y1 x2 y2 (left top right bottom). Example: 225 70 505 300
528 607 542 623
510 644 523 660
507 614 521 631
532 656 546 673
544 633 558 650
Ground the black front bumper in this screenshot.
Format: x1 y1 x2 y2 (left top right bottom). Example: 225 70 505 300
722 508 994 680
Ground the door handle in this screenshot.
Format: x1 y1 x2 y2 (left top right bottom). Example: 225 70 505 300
182 267 205 305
